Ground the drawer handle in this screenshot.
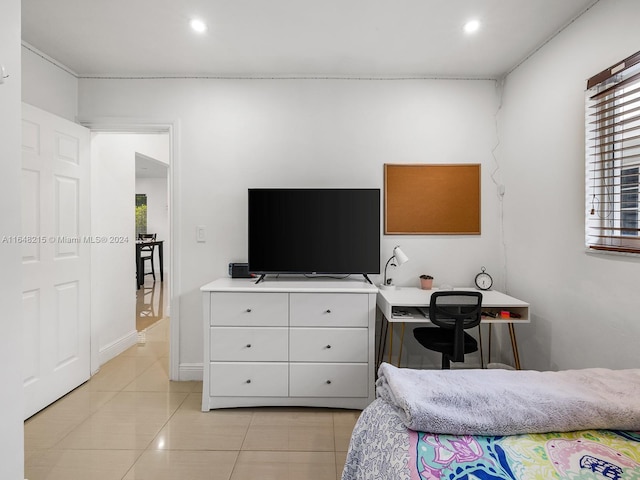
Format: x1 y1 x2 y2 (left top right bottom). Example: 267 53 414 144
246 344 252 348
325 309 331 314
326 345 332 349
326 380 332 384
246 308 252 313
246 379 252 384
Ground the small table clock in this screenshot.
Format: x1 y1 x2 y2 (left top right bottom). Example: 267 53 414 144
475 267 493 290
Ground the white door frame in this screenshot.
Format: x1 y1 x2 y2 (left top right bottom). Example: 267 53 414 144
80 117 181 380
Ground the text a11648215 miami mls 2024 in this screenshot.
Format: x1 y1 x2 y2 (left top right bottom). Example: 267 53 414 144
1 235 130 244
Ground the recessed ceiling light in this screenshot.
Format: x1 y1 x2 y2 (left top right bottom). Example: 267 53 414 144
190 18 207 34
464 19 480 34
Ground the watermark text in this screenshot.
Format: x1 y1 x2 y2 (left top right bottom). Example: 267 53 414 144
1 235 130 244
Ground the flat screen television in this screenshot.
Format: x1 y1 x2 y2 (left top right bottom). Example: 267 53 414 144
248 188 380 280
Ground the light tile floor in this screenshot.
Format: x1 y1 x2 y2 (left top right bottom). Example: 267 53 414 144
24 315 360 479
136 276 167 332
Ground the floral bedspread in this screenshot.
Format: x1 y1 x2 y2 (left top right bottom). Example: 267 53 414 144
341 399 640 480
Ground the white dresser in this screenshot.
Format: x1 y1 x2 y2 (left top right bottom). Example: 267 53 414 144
201 278 378 411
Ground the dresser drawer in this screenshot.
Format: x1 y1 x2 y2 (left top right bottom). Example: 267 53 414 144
209 362 288 397
289 363 369 398
290 293 369 327
210 327 288 361
210 292 288 326
289 328 367 362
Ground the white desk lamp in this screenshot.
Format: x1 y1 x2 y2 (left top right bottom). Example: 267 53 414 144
381 245 409 290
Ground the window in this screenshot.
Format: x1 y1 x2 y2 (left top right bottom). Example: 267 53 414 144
585 50 640 254
621 166 639 236
135 194 147 236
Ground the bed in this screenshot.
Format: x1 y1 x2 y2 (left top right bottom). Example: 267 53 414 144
342 364 640 480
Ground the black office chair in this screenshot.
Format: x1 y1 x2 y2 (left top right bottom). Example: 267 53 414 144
413 291 483 369
138 233 157 282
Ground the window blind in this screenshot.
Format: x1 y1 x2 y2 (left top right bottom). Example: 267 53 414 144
586 50 640 254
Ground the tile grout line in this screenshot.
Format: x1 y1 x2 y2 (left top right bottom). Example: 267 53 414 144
119 390 192 480
228 409 255 479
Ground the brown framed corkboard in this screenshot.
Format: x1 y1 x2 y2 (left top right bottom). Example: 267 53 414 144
384 164 481 234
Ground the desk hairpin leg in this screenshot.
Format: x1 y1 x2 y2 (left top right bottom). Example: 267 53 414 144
396 322 405 367
508 323 522 370
377 316 389 372
488 324 492 365
387 320 407 367
488 323 522 370
388 321 393 364
478 325 484 369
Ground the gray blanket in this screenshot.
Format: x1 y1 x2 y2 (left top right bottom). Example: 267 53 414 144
376 362 640 435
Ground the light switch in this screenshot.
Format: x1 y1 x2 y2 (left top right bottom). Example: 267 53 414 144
196 225 206 242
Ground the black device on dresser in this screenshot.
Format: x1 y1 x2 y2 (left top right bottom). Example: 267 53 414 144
228 262 253 278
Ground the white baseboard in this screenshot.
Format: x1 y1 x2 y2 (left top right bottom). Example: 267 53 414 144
98 329 138 366
178 362 203 381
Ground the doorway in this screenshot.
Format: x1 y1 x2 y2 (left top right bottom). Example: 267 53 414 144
89 128 175 377
135 152 169 332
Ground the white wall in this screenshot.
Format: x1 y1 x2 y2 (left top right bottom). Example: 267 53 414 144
0 0 24 478
91 133 138 364
22 43 78 122
136 175 169 275
499 0 640 370
91 133 170 365
79 78 503 373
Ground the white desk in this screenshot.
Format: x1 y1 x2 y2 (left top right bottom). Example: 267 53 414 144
377 287 530 369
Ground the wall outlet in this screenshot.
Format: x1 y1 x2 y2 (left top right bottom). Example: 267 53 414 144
196 225 206 242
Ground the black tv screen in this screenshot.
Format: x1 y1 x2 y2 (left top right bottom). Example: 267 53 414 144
248 188 380 275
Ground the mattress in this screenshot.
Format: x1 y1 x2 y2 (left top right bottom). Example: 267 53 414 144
342 399 640 480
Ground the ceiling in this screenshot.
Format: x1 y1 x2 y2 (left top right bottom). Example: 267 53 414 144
22 0 598 79
135 153 168 179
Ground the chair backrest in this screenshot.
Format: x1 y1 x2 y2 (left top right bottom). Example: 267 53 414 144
429 291 483 362
138 233 157 253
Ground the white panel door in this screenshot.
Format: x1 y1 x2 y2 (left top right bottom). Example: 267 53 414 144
21 103 91 419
